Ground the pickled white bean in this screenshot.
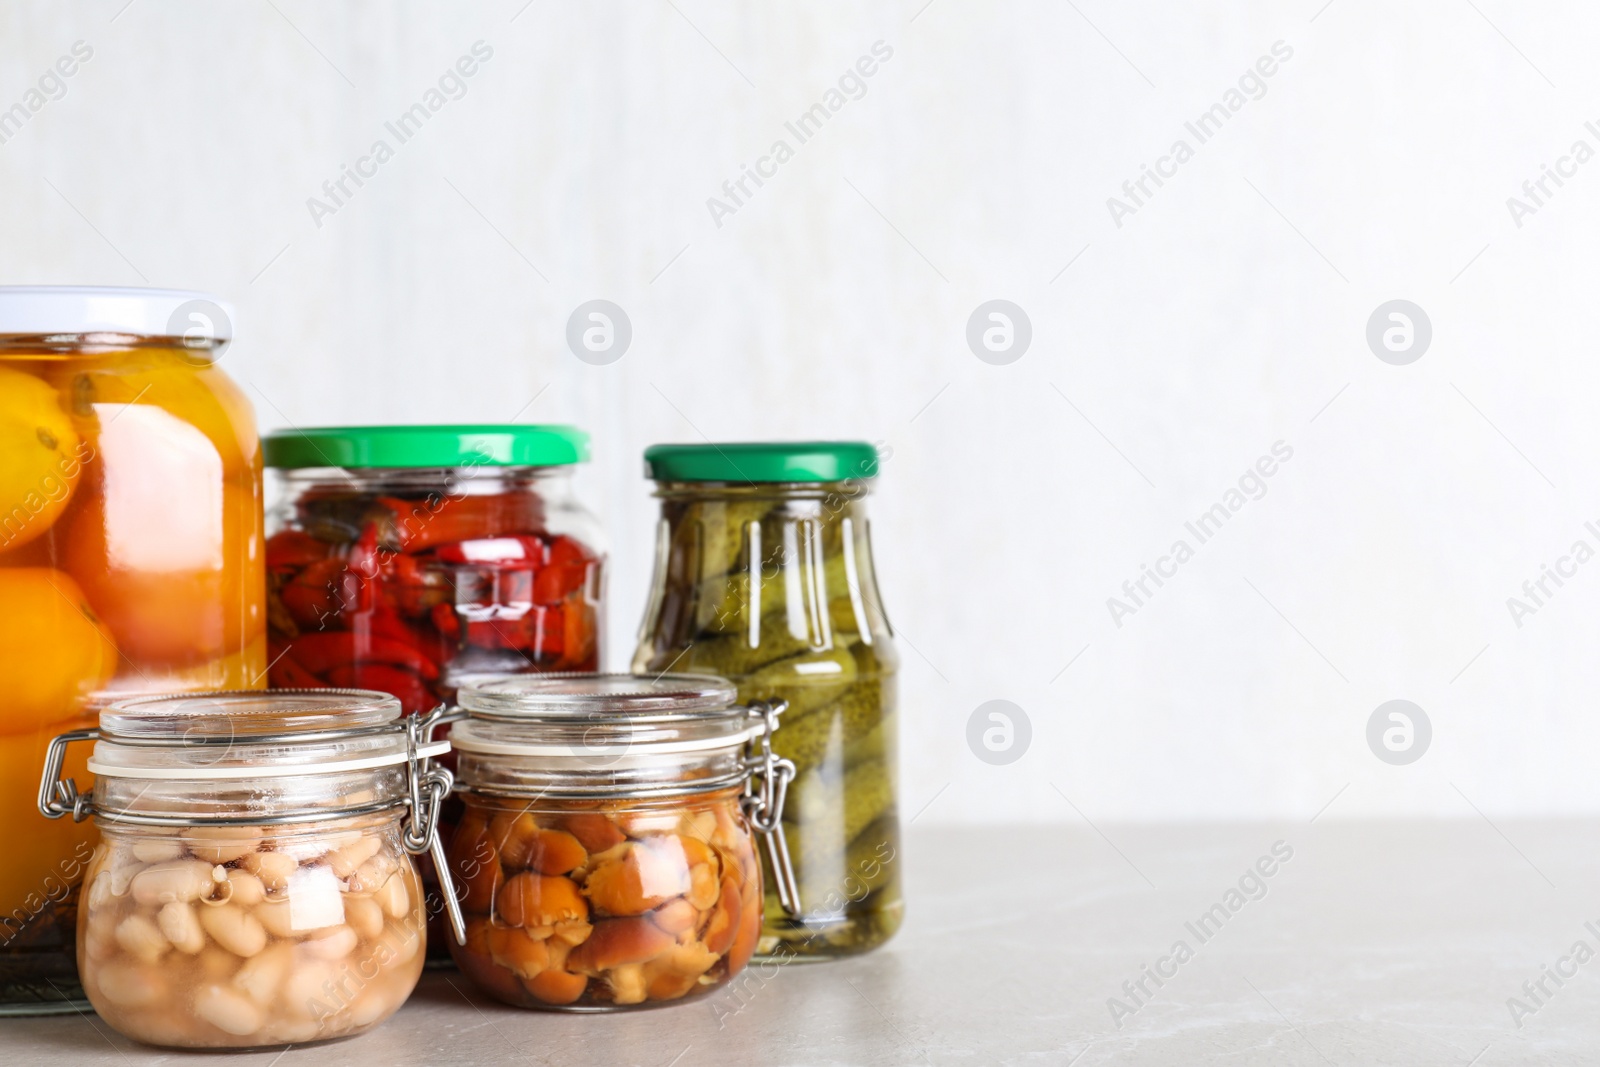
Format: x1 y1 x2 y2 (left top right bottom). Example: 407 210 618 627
95 960 167 1008
113 914 168 964
254 899 296 939
302 925 357 961
280 959 338 1020
197 945 237 981
279 829 359 864
199 903 267 957
131 860 215 906
345 896 384 940
241 849 297 892
261 1017 325 1044
84 915 118 962
380 922 422 967
109 857 144 897
183 826 261 865
194 984 264 1036
328 835 382 879
84 824 425 1050
375 869 410 919
131 838 184 864
349 986 393 1029
86 871 113 910
233 943 293 1006
157 902 205 955
224 869 266 907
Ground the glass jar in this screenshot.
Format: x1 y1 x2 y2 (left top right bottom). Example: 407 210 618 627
39 690 458 1048
0 286 265 1012
632 442 901 959
263 426 605 964
445 673 794 1011
262 425 605 710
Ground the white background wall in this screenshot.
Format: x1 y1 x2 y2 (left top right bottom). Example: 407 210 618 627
4 0 1598 824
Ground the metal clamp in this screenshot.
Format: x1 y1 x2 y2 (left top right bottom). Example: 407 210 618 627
404 704 466 946
38 728 98 823
742 699 800 918
40 706 469 947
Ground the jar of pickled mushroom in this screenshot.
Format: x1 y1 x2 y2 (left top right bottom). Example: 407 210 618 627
39 690 460 1048
0 286 265 1012
445 673 795 1010
262 425 604 711
632 442 901 958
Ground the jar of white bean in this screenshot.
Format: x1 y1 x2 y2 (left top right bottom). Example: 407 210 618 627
38 689 459 1049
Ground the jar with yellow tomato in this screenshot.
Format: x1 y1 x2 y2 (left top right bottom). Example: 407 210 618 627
0 287 264 1012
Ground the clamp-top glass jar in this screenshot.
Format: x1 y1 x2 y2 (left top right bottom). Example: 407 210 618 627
38 690 459 1049
445 673 794 1010
0 286 265 1012
633 442 901 959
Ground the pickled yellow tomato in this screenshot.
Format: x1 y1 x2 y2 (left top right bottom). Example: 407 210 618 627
0 366 86 552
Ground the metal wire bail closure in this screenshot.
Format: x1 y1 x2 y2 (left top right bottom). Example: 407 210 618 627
405 705 466 945
38 727 98 823
37 701 467 946
742 699 800 918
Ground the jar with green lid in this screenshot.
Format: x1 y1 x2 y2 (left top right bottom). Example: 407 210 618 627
262 425 605 965
632 441 900 958
261 425 605 707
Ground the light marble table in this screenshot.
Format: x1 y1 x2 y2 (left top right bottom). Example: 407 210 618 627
2 822 1594 1065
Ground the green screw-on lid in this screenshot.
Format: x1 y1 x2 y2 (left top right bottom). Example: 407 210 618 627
264 425 589 469
643 441 879 483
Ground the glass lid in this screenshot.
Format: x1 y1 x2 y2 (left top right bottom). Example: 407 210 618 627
100 689 400 740
88 689 445 780
458 672 738 721
451 673 759 795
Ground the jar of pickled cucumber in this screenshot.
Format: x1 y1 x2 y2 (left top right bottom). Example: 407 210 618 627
0 287 265 1011
39 690 459 1048
444 673 794 1009
262 425 605 709
632 443 901 958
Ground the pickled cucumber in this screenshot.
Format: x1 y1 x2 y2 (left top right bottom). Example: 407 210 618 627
770 680 883 773
777 813 899 907
664 498 772 583
695 550 851 638
791 758 892 839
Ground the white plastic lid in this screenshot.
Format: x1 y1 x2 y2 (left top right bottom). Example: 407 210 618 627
0 285 234 342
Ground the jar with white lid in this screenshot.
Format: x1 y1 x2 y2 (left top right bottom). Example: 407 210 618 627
38 690 459 1048
445 673 794 1011
0 285 265 1012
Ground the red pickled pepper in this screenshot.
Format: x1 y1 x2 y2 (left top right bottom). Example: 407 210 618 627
265 529 329 571
324 663 434 714
376 492 546 553
264 492 600 713
285 631 438 680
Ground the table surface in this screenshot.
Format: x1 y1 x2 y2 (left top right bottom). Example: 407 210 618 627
4 821 1596 1066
